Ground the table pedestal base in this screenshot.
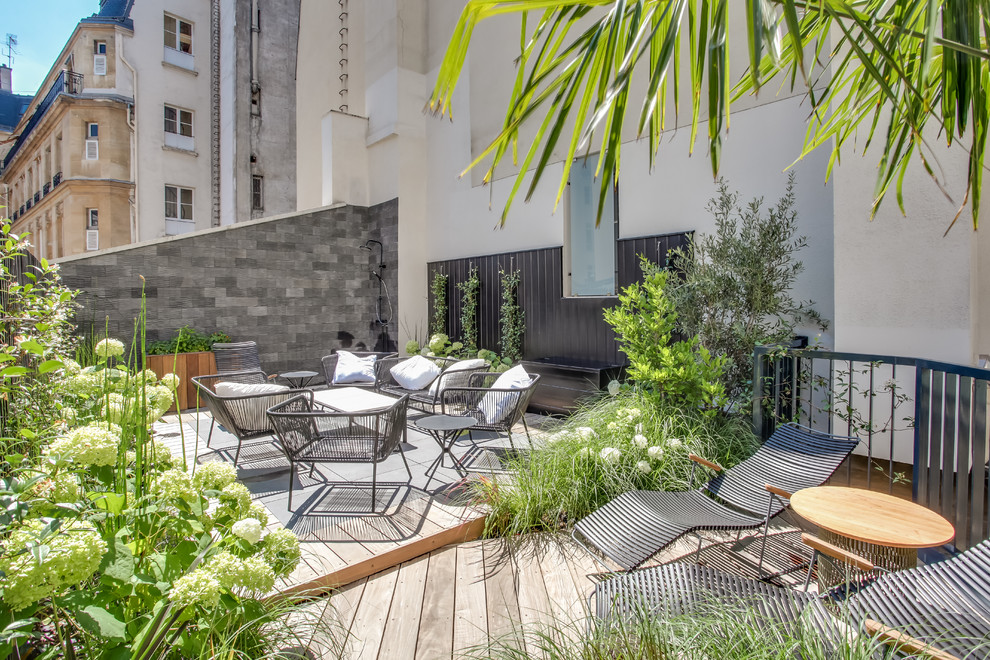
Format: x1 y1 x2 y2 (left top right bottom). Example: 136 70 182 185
817 529 916 588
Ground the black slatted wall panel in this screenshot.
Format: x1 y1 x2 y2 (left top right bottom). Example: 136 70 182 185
427 231 692 365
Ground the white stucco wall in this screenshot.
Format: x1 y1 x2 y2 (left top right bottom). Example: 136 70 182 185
125 0 213 239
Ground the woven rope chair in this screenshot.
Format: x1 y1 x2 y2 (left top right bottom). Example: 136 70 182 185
374 356 485 414
573 423 860 572
321 351 397 388
267 393 410 512
192 371 307 464
212 341 264 375
439 371 541 449
593 535 987 660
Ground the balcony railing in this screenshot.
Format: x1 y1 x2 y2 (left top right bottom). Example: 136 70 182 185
42 182 50 196
754 346 990 551
53 172 62 187
33 192 40 204
1 71 84 172
25 199 32 210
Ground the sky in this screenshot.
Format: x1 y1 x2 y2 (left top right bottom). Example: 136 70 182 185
2 0 100 96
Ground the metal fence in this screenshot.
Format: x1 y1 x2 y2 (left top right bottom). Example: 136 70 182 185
753 346 990 550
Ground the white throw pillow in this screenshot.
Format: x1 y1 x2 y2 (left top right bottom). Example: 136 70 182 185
390 355 442 391
428 358 488 398
479 365 531 424
333 351 378 384
214 381 290 431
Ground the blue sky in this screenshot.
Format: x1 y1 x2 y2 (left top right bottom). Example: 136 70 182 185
3 1 99 96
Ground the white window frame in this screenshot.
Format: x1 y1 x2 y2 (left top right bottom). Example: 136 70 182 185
86 229 99 251
95 40 107 54
164 13 193 54
86 208 98 229
87 123 99 138
85 139 99 160
163 105 194 150
164 185 195 235
94 54 107 76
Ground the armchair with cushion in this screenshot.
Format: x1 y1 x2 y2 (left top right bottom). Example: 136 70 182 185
212 341 265 375
375 355 488 413
440 367 541 448
192 371 309 464
321 350 397 388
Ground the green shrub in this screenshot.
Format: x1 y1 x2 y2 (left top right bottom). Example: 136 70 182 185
498 268 524 363
603 256 726 411
457 267 481 353
146 325 231 355
668 174 826 408
430 271 448 336
475 390 758 537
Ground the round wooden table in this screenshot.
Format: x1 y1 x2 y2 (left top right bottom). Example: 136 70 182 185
791 486 954 579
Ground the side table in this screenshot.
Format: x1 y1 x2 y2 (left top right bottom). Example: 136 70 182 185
790 486 954 584
280 370 319 389
415 414 477 486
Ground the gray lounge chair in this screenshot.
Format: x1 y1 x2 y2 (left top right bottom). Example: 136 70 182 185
573 423 860 572
594 535 988 660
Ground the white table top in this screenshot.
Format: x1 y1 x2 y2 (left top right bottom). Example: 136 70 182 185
314 387 400 413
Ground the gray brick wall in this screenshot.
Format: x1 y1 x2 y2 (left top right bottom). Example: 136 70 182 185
59 199 399 377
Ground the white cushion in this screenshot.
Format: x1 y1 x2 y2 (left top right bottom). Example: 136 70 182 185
428 358 488 398
332 351 377 384
390 355 442 391
214 381 290 431
480 365 531 424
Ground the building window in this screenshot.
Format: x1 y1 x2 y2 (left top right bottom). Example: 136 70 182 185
93 41 107 76
164 14 193 54
87 208 98 229
88 123 99 138
94 41 107 54
165 185 193 220
565 156 617 297
252 176 264 210
164 105 193 137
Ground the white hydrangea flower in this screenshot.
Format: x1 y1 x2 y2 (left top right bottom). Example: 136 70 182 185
231 518 264 544
607 421 618 431
633 434 648 449
648 446 664 459
626 408 641 420
170 568 221 610
600 447 621 463
667 437 683 449
193 461 238 491
607 380 621 396
577 447 591 459
262 528 301 578
247 502 270 526
94 338 125 359
48 423 120 466
575 427 596 440
0 519 107 611
153 468 197 502
636 460 652 474
160 373 180 390
220 482 252 518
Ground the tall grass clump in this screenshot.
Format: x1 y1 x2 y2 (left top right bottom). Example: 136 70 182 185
477 389 758 537
460 600 891 660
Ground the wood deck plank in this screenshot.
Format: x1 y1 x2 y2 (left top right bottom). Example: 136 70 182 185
326 578 368 659
348 565 400 660
539 541 587 639
452 541 489 656
377 554 431 660
513 540 554 656
481 538 523 648
415 547 458 660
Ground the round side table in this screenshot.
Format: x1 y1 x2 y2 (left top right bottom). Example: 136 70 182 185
280 370 319 389
415 414 477 485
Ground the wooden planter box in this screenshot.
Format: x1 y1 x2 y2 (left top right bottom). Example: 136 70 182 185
146 351 217 412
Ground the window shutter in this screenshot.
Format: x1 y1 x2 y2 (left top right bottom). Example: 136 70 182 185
94 54 107 76
86 229 99 251
85 139 99 160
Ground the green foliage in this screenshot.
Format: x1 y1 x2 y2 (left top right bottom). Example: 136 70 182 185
498 268 524 363
668 175 825 409
430 271 448 337
457 266 481 353
146 326 231 355
431 2 989 229
477 348 511 373
0 223 77 456
475 389 757 537
603 257 726 411
422 333 464 358
404 339 421 356
463 595 894 660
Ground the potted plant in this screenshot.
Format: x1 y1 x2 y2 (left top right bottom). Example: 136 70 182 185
146 326 231 411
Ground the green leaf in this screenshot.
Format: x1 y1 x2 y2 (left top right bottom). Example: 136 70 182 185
17 339 44 356
0 366 30 378
37 359 64 374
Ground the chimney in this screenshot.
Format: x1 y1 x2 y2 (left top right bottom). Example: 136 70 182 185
0 66 11 93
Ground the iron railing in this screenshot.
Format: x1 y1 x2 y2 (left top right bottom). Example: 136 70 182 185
754 346 990 550
2 71 84 172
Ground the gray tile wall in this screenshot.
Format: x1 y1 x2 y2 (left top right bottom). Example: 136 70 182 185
59 199 399 376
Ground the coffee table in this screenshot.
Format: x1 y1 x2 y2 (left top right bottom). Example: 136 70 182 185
415 414 477 485
280 370 319 388
790 486 954 578
315 387 399 412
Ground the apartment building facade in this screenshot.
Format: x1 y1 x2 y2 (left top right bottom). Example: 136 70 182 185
0 0 299 259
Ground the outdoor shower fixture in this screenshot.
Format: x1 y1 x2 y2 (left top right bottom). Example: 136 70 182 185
361 239 394 351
